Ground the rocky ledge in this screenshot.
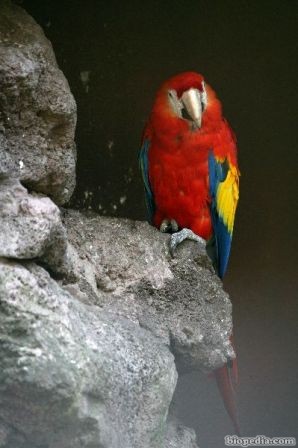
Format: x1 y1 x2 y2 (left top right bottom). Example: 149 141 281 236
0 177 235 448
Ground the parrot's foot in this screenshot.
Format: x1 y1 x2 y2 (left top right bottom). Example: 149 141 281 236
160 219 179 233
169 228 206 257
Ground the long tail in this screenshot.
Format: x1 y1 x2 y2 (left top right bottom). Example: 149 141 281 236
214 337 241 435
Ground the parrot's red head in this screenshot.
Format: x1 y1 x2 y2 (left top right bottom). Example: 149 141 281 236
151 71 222 133
164 72 205 98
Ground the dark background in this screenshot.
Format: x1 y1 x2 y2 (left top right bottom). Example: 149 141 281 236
20 0 298 446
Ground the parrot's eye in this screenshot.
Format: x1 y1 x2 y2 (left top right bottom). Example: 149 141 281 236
168 90 174 100
168 89 183 118
168 90 178 102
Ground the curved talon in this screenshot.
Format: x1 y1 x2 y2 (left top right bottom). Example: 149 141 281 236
169 228 206 257
170 219 179 233
160 219 179 233
160 219 170 233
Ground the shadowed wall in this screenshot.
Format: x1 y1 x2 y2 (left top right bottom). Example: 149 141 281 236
19 0 298 446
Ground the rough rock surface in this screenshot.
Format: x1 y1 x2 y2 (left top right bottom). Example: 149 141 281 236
63 210 235 373
0 177 67 273
0 179 203 448
165 419 199 448
0 259 177 448
0 2 76 204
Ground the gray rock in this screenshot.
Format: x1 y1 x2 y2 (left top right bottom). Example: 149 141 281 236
165 419 199 448
0 259 177 448
0 133 14 176
63 210 235 373
0 205 234 446
0 2 77 204
0 177 67 273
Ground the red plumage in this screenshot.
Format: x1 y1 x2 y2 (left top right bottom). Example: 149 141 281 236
143 72 238 240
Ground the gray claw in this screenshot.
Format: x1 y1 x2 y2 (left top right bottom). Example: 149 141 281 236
170 219 179 233
169 228 206 257
160 219 179 233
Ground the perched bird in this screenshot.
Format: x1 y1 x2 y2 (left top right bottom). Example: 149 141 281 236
139 71 240 433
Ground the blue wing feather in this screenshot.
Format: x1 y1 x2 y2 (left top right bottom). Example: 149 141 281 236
208 152 232 278
139 139 155 223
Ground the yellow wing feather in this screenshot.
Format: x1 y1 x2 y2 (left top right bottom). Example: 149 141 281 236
216 164 239 234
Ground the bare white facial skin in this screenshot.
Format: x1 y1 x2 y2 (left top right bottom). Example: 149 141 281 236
168 82 207 129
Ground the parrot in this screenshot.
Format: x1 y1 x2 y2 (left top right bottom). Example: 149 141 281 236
139 71 240 433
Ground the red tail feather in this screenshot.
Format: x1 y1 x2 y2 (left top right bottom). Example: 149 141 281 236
215 338 240 435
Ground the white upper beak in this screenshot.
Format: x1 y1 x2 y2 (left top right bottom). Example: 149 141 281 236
181 88 202 128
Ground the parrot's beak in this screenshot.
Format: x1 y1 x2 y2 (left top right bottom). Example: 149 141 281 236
181 88 202 128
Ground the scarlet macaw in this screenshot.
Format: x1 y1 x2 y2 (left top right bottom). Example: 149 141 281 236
139 72 240 433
